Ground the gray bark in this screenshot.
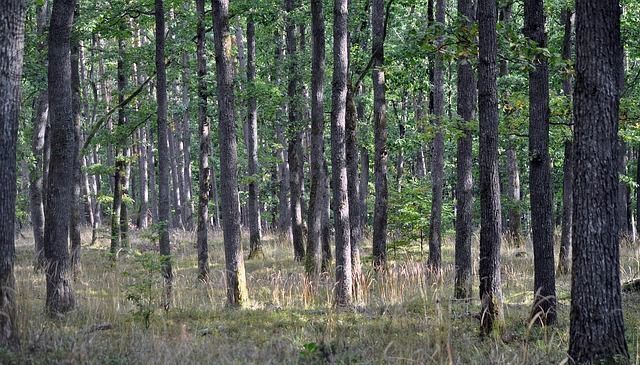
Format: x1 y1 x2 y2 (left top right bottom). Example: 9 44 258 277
155 0 173 309
454 0 475 300
371 0 388 270
0 0 25 348
305 0 326 276
45 0 77 314
478 0 503 334
246 18 263 259
212 0 249 307
332 0 353 306
569 0 628 361
524 0 557 325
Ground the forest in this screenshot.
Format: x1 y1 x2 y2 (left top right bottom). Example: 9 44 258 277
0 0 639 363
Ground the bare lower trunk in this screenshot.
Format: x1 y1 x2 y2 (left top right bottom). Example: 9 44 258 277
0 0 26 348
45 0 77 314
213 0 249 307
346 88 362 288
478 0 503 334
70 13 82 276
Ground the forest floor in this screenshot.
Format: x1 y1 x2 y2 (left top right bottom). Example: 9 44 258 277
4 227 640 364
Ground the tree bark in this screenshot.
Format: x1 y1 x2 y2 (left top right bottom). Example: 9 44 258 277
454 0 475 300
196 0 210 280
569 0 628 361
69 7 82 276
0 0 25 348
180 52 194 229
524 0 557 325
45 0 77 315
305 0 326 276
618 140 629 237
359 146 369 230
246 18 263 260
371 0 388 270
332 0 353 306
155 0 173 309
285 0 305 262
30 1 50 270
427 0 446 273
346 87 362 289
477 0 503 334
213 0 249 307
558 8 574 275
147 123 159 223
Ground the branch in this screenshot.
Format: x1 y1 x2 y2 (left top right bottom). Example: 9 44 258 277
81 69 158 155
352 0 395 91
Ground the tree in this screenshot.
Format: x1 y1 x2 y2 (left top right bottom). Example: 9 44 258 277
195 0 210 280
305 0 326 276
246 17 263 259
477 0 503 334
524 0 556 325
285 0 305 262
213 0 249 307
155 0 172 309
569 0 629 362
45 0 77 314
371 0 388 270
69 5 82 275
454 0 475 300
427 0 446 273
332 0 352 307
0 0 26 348
557 8 573 275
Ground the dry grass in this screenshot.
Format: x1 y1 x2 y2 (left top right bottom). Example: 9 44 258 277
3 227 640 364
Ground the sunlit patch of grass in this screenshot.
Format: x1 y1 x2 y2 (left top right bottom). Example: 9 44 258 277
4 227 640 364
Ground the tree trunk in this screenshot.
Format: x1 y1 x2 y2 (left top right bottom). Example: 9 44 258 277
524 0 557 325
30 1 50 270
286 0 305 262
45 0 76 315
427 0 446 273
371 0 388 270
180 52 194 229
322 159 332 272
618 140 629 237
454 0 475 300
213 0 249 307
569 0 628 361
346 88 362 289
196 0 210 280
558 8 574 275
147 123 159 223
359 146 369 230
69 8 82 276
168 127 184 230
245 18 263 260
477 0 503 334
0 0 25 348
137 124 149 228
155 0 173 309
305 0 325 276
332 0 353 306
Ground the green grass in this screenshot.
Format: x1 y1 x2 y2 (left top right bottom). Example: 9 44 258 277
4 228 640 364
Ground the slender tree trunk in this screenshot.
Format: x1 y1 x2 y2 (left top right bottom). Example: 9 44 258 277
332 0 353 306
454 0 475 300
137 125 149 228
346 87 362 289
478 0 503 334
321 160 332 272
359 147 369 229
147 123 159 223
245 18 263 259
45 0 76 315
168 128 184 229
618 140 629 237
524 0 557 325
195 0 210 280
213 0 249 307
569 0 628 361
427 0 446 273
69 8 82 276
372 0 388 270
285 0 305 261
305 0 326 276
0 0 25 348
155 0 173 309
30 1 50 270
415 92 427 179
558 8 574 275
181 53 194 229
210 162 221 229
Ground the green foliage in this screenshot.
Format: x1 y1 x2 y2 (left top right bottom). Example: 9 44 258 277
122 251 167 329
